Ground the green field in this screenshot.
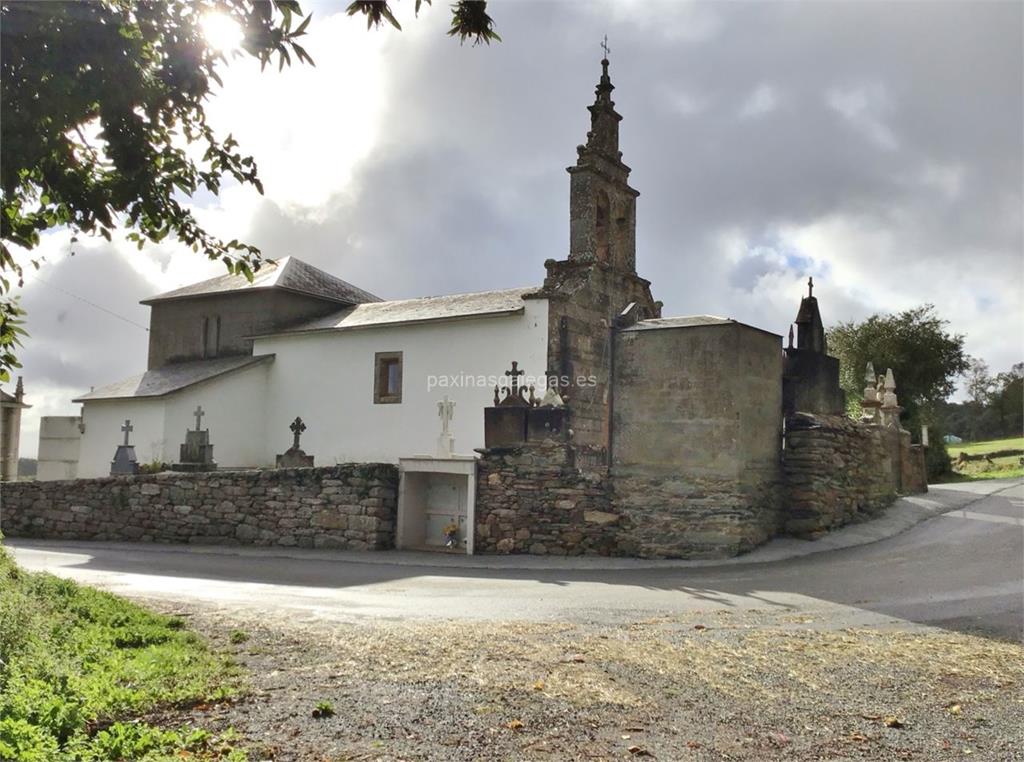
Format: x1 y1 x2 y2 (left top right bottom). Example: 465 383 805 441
941 436 1024 482
0 542 246 761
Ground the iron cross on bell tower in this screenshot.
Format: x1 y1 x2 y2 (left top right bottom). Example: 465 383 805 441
601 34 610 59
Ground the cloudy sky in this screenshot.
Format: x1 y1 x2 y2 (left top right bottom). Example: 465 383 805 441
9 0 1023 457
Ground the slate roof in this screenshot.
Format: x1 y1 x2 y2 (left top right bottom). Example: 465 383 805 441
624 315 782 337
74 355 274 402
140 257 382 306
257 286 541 337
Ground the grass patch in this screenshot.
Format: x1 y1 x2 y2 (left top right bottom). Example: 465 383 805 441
0 542 246 760
936 436 1024 483
946 436 1024 457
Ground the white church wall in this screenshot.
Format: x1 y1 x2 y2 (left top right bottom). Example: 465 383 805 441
253 298 549 464
78 399 167 478
161 362 271 468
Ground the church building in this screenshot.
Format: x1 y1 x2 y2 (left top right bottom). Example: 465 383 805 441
25 56 921 558
60 55 749 479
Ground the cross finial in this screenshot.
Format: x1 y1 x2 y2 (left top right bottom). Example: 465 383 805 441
121 419 133 446
601 34 610 59
289 416 306 449
505 361 525 399
807 277 814 297
193 405 205 431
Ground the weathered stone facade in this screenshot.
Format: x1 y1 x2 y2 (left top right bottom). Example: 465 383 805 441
475 440 781 559
782 413 905 536
0 465 397 550
475 441 619 556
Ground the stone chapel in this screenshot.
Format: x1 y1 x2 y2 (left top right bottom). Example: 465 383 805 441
22 56 926 559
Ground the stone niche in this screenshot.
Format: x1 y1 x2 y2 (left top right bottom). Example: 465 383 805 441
397 456 477 554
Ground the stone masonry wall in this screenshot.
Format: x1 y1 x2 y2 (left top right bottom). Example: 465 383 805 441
475 441 779 559
0 465 398 550
783 413 901 536
613 474 780 558
475 441 621 556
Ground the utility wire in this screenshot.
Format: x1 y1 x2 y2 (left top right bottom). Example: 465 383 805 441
33 275 150 332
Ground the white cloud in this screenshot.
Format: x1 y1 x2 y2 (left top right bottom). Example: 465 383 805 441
827 84 899 150
202 12 389 213
738 84 779 118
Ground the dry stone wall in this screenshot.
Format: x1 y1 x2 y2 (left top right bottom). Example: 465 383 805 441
475 441 780 559
475 440 622 556
0 465 398 550
783 413 902 536
612 474 780 558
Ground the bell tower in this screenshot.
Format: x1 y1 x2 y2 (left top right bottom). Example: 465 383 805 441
567 51 638 273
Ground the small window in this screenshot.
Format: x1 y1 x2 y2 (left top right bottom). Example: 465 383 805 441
374 351 403 404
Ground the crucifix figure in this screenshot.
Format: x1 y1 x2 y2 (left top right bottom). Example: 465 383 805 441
601 34 610 59
289 416 306 450
121 419 133 446
438 396 455 435
505 361 525 401
193 405 205 431
807 276 814 298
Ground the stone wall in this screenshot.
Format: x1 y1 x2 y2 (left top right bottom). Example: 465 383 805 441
782 413 904 536
475 441 780 559
612 474 780 558
475 441 621 556
0 465 398 550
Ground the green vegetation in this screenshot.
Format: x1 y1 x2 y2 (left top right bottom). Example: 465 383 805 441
1 0 499 382
0 541 246 760
827 304 970 480
937 362 1023 443
228 630 249 645
935 436 1024 483
312 700 335 719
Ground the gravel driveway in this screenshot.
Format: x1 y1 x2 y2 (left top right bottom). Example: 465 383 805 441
148 601 1023 761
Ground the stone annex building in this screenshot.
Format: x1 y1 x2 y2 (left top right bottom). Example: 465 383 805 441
5 59 927 559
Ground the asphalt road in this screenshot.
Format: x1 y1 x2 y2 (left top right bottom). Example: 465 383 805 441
7 479 1023 641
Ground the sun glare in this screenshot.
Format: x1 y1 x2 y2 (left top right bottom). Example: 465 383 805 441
201 12 243 52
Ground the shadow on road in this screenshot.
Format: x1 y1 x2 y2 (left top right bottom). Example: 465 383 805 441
8 484 1023 642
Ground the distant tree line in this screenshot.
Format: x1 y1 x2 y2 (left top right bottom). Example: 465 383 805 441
935 360 1024 443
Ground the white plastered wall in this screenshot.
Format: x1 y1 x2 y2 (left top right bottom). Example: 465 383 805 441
253 299 549 464
161 361 271 468
78 398 167 478
77 361 272 477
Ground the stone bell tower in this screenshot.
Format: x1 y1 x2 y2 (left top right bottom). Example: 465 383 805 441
527 51 661 459
567 54 639 273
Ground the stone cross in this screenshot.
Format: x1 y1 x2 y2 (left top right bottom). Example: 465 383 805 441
601 34 610 58
289 416 306 450
807 276 814 297
505 361 525 400
438 396 455 435
193 405 205 431
121 419 133 446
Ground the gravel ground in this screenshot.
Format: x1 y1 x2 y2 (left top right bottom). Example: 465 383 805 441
147 602 1023 761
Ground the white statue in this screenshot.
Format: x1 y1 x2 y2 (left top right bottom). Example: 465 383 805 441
438 396 455 434
436 396 455 457
540 385 564 408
